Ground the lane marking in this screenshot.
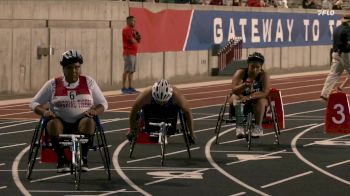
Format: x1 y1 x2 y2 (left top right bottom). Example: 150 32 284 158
113 140 151 196
291 123 350 186
260 171 313 189
12 145 31 196
0 121 35 130
0 143 26 149
327 160 350 168
230 192 246 196
226 150 286 165
219 124 317 145
0 120 31 126
303 134 350 147
28 189 136 194
286 108 325 117
0 186 6 190
127 147 200 164
145 168 209 186
0 111 32 117
205 127 270 196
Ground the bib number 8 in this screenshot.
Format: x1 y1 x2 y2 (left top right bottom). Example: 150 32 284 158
332 104 345 125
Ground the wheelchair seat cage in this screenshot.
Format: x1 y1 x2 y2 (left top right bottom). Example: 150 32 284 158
215 89 282 150
26 116 111 190
129 109 192 166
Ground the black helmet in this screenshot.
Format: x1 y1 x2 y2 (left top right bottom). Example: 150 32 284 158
60 49 83 66
247 52 264 64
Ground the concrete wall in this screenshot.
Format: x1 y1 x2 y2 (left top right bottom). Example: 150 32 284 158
0 0 332 96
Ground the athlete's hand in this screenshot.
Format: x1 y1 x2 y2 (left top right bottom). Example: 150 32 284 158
43 110 56 118
84 108 97 117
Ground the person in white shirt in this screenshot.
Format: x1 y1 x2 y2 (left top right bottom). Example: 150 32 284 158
29 49 108 173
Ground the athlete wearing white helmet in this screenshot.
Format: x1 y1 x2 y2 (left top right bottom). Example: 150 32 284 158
29 49 108 173
128 79 195 143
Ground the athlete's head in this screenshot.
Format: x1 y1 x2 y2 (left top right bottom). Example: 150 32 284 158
60 49 83 67
247 52 264 65
247 52 264 76
60 49 83 83
152 79 173 104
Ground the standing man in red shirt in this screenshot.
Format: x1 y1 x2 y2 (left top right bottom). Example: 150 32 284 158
122 15 141 94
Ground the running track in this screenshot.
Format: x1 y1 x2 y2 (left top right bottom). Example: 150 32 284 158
1 71 350 195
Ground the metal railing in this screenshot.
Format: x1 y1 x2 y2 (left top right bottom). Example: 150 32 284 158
217 37 243 71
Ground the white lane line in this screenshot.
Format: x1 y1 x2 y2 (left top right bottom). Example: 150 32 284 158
96 188 128 196
291 123 350 186
0 111 32 117
28 189 136 194
205 127 270 196
12 145 31 196
0 121 35 130
303 134 350 147
260 171 313 189
113 140 151 196
127 147 200 164
0 186 7 190
122 167 212 171
230 192 246 196
145 168 209 186
211 150 294 154
219 124 316 145
0 103 28 109
0 120 31 125
226 150 286 166
0 163 5 166
286 108 325 117
0 143 26 149
326 160 350 168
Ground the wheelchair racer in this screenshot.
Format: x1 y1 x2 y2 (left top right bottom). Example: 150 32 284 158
29 50 108 173
229 52 271 138
127 79 195 144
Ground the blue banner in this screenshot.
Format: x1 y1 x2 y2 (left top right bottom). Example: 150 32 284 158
185 10 340 50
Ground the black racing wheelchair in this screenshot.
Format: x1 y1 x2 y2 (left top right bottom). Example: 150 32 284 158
129 104 192 166
215 89 282 150
26 116 111 190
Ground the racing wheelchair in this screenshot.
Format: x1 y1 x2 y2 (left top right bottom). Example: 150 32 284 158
129 104 192 166
215 88 284 150
26 116 111 190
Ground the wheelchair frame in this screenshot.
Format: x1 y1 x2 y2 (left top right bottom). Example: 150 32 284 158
26 116 111 189
215 94 280 150
129 109 192 165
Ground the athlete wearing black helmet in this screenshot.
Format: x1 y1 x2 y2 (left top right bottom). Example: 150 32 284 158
229 52 271 138
29 49 108 173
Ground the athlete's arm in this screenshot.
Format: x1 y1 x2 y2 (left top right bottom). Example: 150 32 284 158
173 87 195 138
29 80 55 118
231 69 250 96
250 72 271 100
129 87 152 132
86 76 108 117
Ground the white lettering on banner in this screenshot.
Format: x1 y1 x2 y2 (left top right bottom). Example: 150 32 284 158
287 19 294 42
239 18 247 43
304 19 310 41
312 20 320 41
213 18 223 44
251 18 260 43
228 18 236 40
275 19 283 42
262 19 273 42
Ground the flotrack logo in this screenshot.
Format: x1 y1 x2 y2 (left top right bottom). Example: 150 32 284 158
317 10 335 16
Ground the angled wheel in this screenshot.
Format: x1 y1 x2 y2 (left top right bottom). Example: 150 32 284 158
160 132 166 166
269 97 280 145
215 95 229 144
246 112 253 150
26 119 44 179
95 123 111 180
74 142 82 190
179 110 191 159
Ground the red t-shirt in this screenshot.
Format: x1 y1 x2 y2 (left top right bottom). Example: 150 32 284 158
122 25 138 55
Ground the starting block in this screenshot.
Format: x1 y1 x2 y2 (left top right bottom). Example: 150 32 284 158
325 92 350 133
263 88 285 129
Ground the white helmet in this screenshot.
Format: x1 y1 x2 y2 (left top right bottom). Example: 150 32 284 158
152 79 173 103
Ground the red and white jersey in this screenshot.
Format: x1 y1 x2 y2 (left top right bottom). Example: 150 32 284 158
30 75 108 123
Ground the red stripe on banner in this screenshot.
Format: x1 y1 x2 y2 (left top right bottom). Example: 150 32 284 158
130 8 192 53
